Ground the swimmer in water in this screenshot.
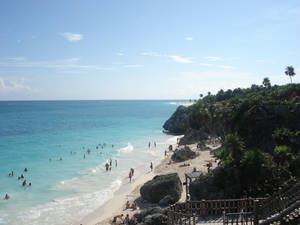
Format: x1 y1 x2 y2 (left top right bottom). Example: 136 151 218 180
24 168 28 172
22 180 27 186
4 194 10 200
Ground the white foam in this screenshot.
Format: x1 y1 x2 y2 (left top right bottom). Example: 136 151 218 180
166 135 183 145
6 179 123 225
118 142 134 153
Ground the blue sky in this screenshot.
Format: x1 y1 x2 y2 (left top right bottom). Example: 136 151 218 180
0 0 299 100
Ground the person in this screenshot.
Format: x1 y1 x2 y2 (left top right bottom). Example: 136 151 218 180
148 142 150 148
125 200 130 209
124 214 130 223
112 144 114 148
4 193 10 200
112 214 123 224
165 150 167 157
109 166 112 171
130 168 134 177
29 182 32 186
59 157 62 161
129 170 132 183
154 141 156 148
22 180 27 186
110 158 112 167
87 149 91 154
131 202 137 210
150 162 153 171
83 154 85 159
105 162 109 172
21 174 24 179
168 145 173 151
115 159 117 167
24 168 28 172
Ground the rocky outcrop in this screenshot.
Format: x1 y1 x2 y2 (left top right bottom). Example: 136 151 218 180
171 146 196 162
144 213 167 225
140 173 182 204
134 207 168 225
179 128 209 145
189 167 242 200
158 195 174 206
163 105 190 134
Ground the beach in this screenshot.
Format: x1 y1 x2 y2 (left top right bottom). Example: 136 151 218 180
78 139 220 225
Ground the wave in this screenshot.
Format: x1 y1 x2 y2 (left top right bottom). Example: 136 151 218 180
5 178 122 225
118 142 134 153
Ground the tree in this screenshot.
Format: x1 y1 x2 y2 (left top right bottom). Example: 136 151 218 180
199 94 203 99
262 77 271 88
285 66 296 83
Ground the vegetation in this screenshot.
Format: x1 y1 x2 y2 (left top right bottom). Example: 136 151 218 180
285 66 296 83
186 78 300 198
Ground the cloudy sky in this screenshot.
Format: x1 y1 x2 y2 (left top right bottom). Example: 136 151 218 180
0 0 299 100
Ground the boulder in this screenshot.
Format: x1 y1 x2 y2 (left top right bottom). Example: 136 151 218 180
144 213 167 225
163 105 190 134
158 195 174 206
171 146 196 162
140 173 182 204
134 207 167 223
179 128 209 145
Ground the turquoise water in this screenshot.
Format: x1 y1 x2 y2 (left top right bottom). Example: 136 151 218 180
0 100 177 225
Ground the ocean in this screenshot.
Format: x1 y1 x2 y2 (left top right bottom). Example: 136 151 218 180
0 100 178 225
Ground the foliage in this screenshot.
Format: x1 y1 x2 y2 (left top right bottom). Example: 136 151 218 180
184 81 300 198
285 66 296 83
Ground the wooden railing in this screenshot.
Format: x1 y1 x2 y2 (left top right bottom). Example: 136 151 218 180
167 182 300 225
168 198 260 225
257 182 300 225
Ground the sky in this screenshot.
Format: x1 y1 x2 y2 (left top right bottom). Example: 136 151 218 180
0 0 300 100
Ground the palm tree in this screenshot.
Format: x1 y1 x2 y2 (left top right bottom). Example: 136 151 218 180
262 77 271 88
285 66 296 83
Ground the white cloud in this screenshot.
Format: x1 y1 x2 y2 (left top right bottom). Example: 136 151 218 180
116 52 124 56
199 63 213 67
64 58 80 63
0 77 31 93
218 65 235 69
0 58 111 71
170 71 258 98
60 32 83 42
124 64 143 68
170 55 193 64
185 37 193 41
256 59 275 64
6 57 25 61
204 56 221 61
140 52 162 57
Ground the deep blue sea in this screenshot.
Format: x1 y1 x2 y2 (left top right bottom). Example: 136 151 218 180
0 100 178 225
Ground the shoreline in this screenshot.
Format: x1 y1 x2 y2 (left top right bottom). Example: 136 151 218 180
75 135 182 225
78 138 220 225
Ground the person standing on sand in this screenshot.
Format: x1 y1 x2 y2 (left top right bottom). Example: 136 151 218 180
115 159 117 167
148 142 151 148
105 162 109 172
129 170 132 183
154 141 156 148
150 162 153 171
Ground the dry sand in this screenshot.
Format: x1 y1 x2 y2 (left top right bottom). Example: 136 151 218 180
77 140 220 225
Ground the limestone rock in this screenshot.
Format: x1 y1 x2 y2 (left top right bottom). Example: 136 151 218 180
163 105 190 134
140 173 182 203
171 146 196 162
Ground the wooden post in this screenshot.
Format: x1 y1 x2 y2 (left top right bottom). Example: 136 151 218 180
253 199 259 225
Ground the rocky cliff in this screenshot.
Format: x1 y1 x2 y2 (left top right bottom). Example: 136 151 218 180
163 105 190 134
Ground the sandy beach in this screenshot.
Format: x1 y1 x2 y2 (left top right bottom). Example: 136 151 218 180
77 139 220 225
